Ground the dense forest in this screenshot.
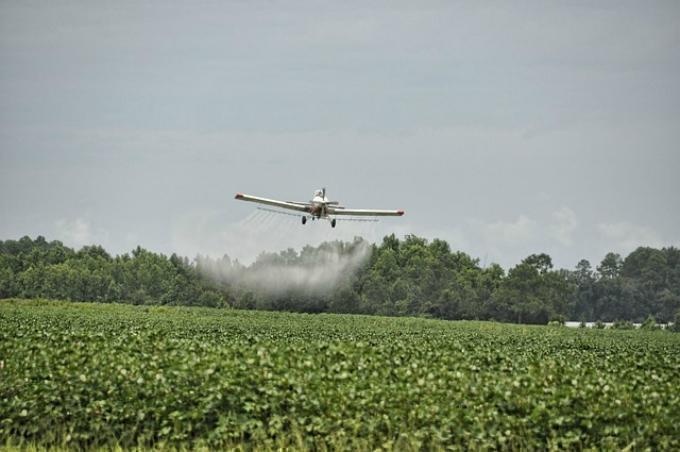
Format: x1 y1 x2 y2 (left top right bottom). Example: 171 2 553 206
1 235 679 326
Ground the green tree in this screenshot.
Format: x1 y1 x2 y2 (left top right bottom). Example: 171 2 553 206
572 259 596 320
493 254 573 324
597 252 623 279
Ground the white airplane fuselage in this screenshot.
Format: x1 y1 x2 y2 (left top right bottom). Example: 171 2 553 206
309 194 329 218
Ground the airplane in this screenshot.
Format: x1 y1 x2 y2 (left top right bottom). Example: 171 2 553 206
234 188 404 228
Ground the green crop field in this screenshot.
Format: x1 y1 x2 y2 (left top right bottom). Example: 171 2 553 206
1 299 679 450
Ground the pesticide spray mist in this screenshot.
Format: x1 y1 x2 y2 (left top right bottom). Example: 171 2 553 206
197 239 371 296
192 210 377 297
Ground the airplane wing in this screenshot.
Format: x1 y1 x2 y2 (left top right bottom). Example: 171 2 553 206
234 193 310 213
329 207 404 217
285 201 311 206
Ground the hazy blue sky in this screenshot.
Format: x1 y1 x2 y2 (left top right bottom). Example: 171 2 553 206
1 1 679 268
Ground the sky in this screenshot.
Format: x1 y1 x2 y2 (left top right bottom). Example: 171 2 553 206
1 1 679 269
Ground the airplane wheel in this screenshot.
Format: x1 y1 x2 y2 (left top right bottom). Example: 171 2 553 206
331 219 336 228
302 216 307 225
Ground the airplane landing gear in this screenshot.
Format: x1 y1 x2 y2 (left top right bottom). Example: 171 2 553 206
331 218 336 228
302 216 307 225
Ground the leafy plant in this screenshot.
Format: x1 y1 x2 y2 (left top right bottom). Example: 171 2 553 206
1 299 679 450
612 319 635 330
640 316 659 331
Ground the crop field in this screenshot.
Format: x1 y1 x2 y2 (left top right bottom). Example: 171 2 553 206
1 299 679 450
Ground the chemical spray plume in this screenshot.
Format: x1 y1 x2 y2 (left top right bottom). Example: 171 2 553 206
196 238 371 296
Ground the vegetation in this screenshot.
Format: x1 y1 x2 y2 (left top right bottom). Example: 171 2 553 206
1 235 680 324
1 299 678 449
612 320 635 330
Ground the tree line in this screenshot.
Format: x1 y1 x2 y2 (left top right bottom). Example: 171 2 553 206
1 235 679 326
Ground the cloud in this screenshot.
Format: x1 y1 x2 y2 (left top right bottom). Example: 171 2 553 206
54 218 109 250
597 221 663 253
549 207 579 246
449 208 581 268
454 214 540 268
478 214 538 245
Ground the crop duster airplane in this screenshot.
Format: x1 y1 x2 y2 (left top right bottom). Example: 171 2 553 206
235 188 404 228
